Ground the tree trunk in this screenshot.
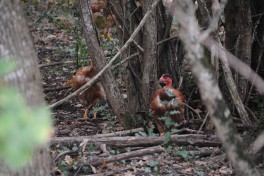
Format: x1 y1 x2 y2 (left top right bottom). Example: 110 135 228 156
251 0 264 83
79 0 137 129
141 0 159 110
225 0 252 102
0 1 51 175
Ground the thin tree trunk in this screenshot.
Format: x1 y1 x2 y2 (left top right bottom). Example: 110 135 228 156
196 0 250 125
141 0 159 110
225 0 252 102
79 0 136 129
171 1 260 175
0 1 51 175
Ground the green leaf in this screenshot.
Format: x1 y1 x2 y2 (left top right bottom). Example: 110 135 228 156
72 164 78 170
166 145 173 153
170 110 180 115
178 150 189 159
163 132 171 144
72 146 78 152
165 90 176 98
149 160 159 167
144 167 151 173
161 100 169 105
171 99 180 106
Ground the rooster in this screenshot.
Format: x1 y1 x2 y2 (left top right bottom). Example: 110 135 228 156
65 63 106 119
150 74 185 136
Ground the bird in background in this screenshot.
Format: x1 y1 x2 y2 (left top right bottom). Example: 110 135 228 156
65 62 106 120
150 74 185 136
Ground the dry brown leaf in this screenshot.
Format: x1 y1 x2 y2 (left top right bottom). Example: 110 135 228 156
64 155 73 165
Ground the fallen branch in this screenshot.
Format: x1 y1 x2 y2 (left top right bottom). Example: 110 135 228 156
50 134 221 147
93 127 144 138
84 146 165 167
49 0 161 109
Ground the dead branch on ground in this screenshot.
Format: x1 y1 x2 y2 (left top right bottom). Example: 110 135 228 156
50 134 221 147
84 146 165 167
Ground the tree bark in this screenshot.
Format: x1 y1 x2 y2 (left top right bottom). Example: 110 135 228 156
79 0 135 129
141 0 159 110
51 134 221 147
0 1 51 175
225 0 252 102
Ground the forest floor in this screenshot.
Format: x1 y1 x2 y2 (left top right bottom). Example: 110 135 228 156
24 1 264 176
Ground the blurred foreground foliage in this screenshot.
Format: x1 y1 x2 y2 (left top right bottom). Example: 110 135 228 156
0 60 52 169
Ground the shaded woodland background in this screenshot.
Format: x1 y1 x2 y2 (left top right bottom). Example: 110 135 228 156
1 0 264 175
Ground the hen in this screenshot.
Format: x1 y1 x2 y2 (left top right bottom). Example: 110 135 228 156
65 63 106 119
150 74 185 136
90 0 115 40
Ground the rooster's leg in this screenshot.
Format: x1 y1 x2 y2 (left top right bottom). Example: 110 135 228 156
82 108 89 120
92 111 97 120
156 123 165 136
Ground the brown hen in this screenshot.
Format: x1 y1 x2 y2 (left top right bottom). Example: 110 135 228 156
90 0 115 40
65 63 106 119
150 74 185 136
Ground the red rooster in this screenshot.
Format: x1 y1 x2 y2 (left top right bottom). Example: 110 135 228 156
65 63 106 119
150 74 185 136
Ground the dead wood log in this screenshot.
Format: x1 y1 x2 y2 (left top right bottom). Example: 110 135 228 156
84 146 165 167
50 134 221 147
94 128 144 137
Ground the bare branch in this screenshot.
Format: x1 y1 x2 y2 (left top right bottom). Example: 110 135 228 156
199 0 228 40
200 37 264 94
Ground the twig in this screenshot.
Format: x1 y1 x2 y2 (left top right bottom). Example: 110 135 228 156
185 88 196 121
184 103 202 119
174 128 204 134
200 34 264 94
52 150 77 164
112 52 139 69
198 112 209 134
39 61 74 68
244 105 257 121
83 170 123 176
73 164 83 176
93 127 144 138
245 47 263 105
157 36 179 45
49 0 161 109
84 146 165 167
108 0 144 52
